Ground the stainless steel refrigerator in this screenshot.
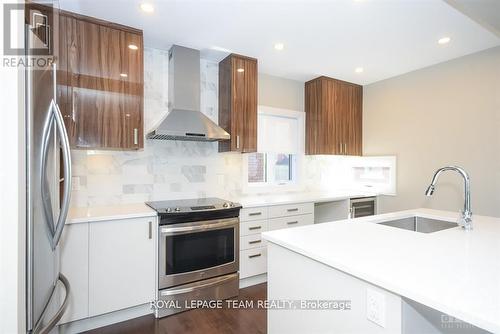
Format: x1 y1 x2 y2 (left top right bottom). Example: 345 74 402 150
25 2 72 333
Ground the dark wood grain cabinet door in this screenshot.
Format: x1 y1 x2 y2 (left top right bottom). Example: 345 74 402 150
346 84 362 155
56 14 76 146
233 56 257 153
60 11 143 150
120 31 144 149
218 54 257 153
305 76 362 155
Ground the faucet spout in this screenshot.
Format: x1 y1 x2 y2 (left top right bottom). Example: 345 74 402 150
424 166 472 230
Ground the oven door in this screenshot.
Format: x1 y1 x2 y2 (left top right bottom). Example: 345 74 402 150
159 217 239 289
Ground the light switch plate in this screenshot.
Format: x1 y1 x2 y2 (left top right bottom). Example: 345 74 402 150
366 288 386 327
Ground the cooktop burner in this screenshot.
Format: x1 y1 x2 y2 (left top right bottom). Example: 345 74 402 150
146 198 242 224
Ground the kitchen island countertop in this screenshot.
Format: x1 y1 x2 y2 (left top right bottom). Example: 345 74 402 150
263 208 500 333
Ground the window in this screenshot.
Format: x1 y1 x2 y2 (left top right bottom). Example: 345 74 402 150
248 153 295 185
244 106 305 190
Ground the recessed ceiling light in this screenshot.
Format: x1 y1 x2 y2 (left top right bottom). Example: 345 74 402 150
140 3 154 13
128 44 138 50
355 67 364 73
438 37 451 45
237 68 244 73
120 73 128 78
274 43 284 51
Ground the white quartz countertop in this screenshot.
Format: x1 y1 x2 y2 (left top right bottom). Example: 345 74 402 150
236 189 376 208
67 190 376 224
262 208 500 333
67 203 156 224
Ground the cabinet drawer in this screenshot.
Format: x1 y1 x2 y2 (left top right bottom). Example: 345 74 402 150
240 234 266 251
240 247 267 279
268 214 314 231
268 202 314 218
240 219 268 236
240 206 269 221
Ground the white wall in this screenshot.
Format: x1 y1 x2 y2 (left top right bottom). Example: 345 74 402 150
363 46 500 216
258 73 304 112
0 0 26 332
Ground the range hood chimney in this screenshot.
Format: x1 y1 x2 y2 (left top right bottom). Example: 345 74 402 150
147 45 230 142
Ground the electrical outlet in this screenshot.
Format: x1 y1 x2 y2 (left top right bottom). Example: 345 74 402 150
71 176 80 191
366 288 386 327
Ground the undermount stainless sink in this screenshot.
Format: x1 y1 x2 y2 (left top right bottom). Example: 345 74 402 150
378 216 458 233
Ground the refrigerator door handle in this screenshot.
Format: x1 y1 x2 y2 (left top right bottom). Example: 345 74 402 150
40 102 56 237
40 99 72 250
35 273 71 334
52 102 72 249
51 61 72 248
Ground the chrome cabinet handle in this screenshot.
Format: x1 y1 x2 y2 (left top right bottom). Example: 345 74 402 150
248 226 262 231
148 221 152 239
71 89 76 122
248 239 262 244
249 253 262 259
134 128 138 145
287 208 299 212
236 135 240 149
287 221 298 225
344 143 347 154
248 212 262 216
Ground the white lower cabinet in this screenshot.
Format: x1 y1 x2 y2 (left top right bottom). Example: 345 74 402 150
268 214 314 231
89 217 156 316
239 203 314 282
240 234 266 250
59 216 156 323
240 247 267 279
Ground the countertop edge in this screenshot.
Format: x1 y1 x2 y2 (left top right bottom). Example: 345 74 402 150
238 191 377 208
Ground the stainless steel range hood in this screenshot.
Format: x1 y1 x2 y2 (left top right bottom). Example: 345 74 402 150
147 45 230 142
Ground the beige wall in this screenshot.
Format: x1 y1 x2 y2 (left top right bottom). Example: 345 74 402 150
363 46 500 217
258 73 304 112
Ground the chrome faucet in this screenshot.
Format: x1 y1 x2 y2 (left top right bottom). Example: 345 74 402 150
425 166 472 230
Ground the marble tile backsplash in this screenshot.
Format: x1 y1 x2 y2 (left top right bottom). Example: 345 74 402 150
69 48 244 207
68 47 365 207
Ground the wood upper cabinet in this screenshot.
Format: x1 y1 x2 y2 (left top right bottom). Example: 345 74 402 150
305 76 362 155
57 11 144 150
218 54 258 153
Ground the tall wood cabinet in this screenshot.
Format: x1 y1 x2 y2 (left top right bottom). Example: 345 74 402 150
218 54 258 153
57 11 144 150
305 76 362 155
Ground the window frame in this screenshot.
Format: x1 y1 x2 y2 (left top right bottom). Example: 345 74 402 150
242 106 305 194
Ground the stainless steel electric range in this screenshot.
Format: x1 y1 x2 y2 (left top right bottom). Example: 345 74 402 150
146 198 242 318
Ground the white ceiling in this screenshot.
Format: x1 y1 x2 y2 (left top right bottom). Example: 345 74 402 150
59 0 500 85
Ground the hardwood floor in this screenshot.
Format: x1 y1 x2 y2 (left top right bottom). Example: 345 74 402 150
83 283 267 334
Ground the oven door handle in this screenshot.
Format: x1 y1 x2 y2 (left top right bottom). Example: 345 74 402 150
160 219 237 235
160 273 238 296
